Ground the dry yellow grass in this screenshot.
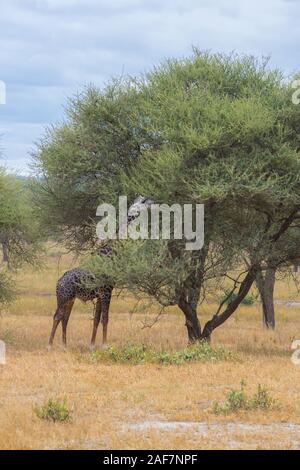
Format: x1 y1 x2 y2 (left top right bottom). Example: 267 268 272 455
0 248 300 449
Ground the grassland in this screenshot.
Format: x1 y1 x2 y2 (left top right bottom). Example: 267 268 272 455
0 245 300 449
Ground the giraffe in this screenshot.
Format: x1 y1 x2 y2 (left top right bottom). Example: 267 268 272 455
48 196 153 349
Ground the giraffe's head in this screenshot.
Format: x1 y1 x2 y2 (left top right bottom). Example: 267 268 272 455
127 195 154 223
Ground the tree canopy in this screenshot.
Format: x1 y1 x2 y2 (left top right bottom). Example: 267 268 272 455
32 82 156 251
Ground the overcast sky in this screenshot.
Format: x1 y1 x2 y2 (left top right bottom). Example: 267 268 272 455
0 0 299 173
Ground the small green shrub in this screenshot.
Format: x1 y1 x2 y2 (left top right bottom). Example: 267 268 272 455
85 342 236 365
251 384 276 409
213 381 277 414
157 342 235 365
220 289 255 305
34 398 71 423
90 344 156 365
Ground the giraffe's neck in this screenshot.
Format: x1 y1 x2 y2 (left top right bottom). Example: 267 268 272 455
97 200 149 257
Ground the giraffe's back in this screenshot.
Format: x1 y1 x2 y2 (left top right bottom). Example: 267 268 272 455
56 268 100 304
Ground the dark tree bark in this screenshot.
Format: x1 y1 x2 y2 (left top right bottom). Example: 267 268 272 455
2 242 9 266
177 235 212 343
176 207 215 343
256 267 276 329
200 265 258 341
171 237 209 343
178 291 201 343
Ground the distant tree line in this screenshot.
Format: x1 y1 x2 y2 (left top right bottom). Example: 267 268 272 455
0 166 42 303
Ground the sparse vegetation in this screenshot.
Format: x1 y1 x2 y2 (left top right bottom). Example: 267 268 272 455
0 248 298 450
213 381 278 414
85 342 236 365
89 343 153 365
157 342 235 365
34 398 71 423
0 255 300 449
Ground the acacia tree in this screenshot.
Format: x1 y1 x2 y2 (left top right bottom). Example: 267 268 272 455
34 51 300 343
86 51 300 342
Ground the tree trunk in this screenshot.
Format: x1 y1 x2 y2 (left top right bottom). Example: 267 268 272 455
170 204 214 345
2 242 9 266
256 268 276 329
178 294 201 343
200 265 258 341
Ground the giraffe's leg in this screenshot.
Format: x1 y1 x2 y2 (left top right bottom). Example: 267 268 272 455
101 287 112 347
61 299 75 348
90 297 102 349
48 304 65 349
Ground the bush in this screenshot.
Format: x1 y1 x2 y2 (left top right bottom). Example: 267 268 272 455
92 343 154 365
84 342 236 365
251 384 277 409
157 342 235 365
34 398 71 423
213 381 277 414
221 289 255 306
